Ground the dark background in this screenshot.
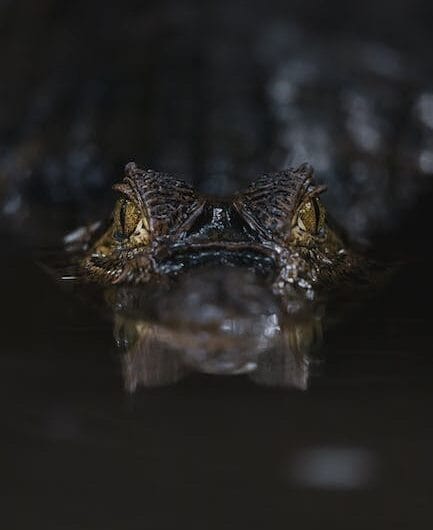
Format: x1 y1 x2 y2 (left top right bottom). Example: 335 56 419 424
1 1 433 529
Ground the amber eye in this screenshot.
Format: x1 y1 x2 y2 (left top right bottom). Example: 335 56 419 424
296 198 326 235
113 199 142 240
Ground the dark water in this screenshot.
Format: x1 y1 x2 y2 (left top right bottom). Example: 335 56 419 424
3 236 433 528
2 1 433 528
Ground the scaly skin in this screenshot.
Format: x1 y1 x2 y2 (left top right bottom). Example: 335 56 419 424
80 162 360 299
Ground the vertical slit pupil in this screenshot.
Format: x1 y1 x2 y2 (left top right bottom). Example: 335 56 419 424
119 201 127 234
312 199 321 233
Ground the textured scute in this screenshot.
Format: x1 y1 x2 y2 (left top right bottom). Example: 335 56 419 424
118 162 205 238
233 165 319 243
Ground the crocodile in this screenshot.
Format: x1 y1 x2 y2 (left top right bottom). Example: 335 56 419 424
66 160 367 389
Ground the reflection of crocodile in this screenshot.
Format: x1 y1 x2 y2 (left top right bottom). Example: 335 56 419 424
78 162 362 300
113 270 322 390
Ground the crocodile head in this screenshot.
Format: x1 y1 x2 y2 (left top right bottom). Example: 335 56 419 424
81 162 357 299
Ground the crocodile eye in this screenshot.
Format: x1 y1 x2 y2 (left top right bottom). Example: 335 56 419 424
113 199 142 240
296 198 326 235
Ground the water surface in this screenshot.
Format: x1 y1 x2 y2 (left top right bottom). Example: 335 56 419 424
2 231 433 529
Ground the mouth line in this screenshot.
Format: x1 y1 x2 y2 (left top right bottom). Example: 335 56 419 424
154 240 277 273
164 240 276 257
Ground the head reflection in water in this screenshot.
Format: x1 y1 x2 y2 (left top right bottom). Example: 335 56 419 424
107 267 323 390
